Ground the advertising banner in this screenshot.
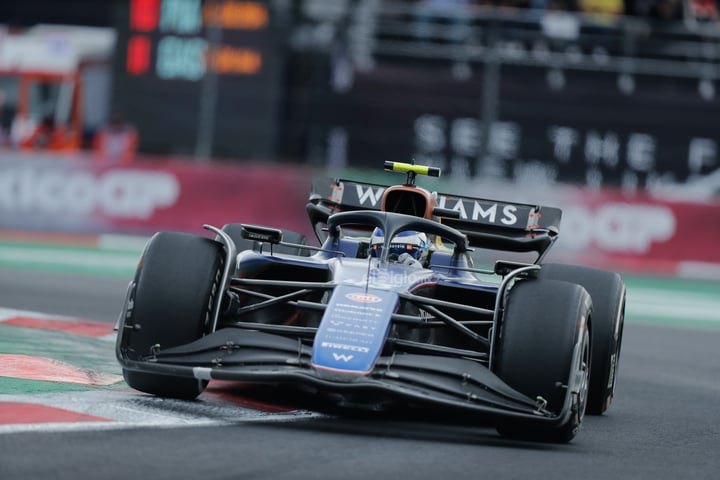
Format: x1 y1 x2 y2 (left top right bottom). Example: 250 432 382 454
0 154 315 238
543 189 720 275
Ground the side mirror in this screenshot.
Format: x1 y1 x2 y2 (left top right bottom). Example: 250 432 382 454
432 207 461 219
241 225 282 244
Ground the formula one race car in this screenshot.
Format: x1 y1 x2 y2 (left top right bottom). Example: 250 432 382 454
116 162 626 443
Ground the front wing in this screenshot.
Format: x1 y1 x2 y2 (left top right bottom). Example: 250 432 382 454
117 327 573 426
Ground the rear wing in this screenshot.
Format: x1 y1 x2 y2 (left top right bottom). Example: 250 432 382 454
307 177 562 260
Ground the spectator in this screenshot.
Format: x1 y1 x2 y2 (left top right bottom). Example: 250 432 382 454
412 0 475 43
578 0 625 17
93 112 138 165
553 0 581 10
0 89 8 147
627 0 683 20
531 0 579 12
19 114 77 152
689 0 719 21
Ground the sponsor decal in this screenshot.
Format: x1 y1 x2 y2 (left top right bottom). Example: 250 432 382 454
354 184 385 207
365 268 429 287
320 342 370 353
345 292 383 303
0 167 179 219
351 183 526 221
329 182 345 203
435 196 521 225
332 353 354 362
560 203 676 253
607 353 617 389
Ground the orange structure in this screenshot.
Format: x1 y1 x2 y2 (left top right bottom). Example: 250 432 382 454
0 25 115 151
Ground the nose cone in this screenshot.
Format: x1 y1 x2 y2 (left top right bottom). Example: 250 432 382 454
311 285 399 375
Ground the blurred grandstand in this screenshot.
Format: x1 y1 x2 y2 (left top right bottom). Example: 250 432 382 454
0 0 718 279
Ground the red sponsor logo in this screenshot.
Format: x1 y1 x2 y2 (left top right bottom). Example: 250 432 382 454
345 292 383 303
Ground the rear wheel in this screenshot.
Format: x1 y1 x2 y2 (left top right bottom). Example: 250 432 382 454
118 232 224 400
494 278 592 443
221 224 310 256
538 264 626 415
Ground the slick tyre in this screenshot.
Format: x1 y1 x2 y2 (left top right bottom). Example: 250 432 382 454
538 264 626 415
494 279 592 443
221 224 310 256
119 232 224 400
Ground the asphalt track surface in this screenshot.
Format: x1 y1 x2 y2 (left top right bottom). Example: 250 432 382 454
1 268 719 479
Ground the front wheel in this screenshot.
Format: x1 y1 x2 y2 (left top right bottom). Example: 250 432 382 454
538 263 626 415
494 278 592 443
117 232 224 400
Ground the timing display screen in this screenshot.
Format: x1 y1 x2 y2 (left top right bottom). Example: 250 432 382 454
125 0 267 79
113 0 285 158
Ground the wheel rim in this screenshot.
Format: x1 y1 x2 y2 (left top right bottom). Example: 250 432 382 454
572 325 591 425
606 305 625 407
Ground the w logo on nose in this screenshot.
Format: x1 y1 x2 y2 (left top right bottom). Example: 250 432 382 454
332 353 354 362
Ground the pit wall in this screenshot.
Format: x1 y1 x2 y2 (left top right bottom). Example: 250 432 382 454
1 152 719 280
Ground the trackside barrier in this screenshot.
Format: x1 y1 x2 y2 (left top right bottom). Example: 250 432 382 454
0 152 719 280
0 152 315 239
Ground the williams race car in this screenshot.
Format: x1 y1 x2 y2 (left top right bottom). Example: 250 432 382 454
116 162 626 443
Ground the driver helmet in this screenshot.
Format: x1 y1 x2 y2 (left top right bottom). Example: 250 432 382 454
369 228 428 262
